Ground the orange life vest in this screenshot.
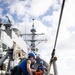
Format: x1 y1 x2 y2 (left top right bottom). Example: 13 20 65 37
35 70 42 75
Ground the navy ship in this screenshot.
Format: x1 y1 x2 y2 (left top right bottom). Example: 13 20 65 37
0 0 65 75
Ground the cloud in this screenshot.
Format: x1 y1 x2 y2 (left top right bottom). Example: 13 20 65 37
27 0 53 17
61 0 75 27
52 0 61 10
57 47 75 75
33 19 48 33
0 8 3 14
8 0 26 16
42 10 60 27
7 0 52 17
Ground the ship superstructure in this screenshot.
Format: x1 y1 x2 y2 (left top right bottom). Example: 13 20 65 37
0 16 28 74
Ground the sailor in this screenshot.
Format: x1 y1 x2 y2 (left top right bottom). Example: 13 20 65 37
35 61 44 75
18 52 36 75
11 52 36 75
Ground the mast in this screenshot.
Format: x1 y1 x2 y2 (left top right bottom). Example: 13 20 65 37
24 19 46 53
30 19 36 52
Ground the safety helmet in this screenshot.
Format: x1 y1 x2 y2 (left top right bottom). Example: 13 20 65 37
40 61 44 65
28 52 35 59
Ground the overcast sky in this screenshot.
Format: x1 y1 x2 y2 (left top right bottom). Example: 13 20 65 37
0 0 75 75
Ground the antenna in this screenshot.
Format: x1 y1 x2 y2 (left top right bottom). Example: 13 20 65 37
4 16 12 30
32 19 34 28
25 12 27 41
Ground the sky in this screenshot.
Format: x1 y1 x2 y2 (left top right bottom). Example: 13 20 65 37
0 0 75 75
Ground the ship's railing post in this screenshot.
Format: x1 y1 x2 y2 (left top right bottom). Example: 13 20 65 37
53 57 58 75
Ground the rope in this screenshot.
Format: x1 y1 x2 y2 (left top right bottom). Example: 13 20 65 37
49 0 66 73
